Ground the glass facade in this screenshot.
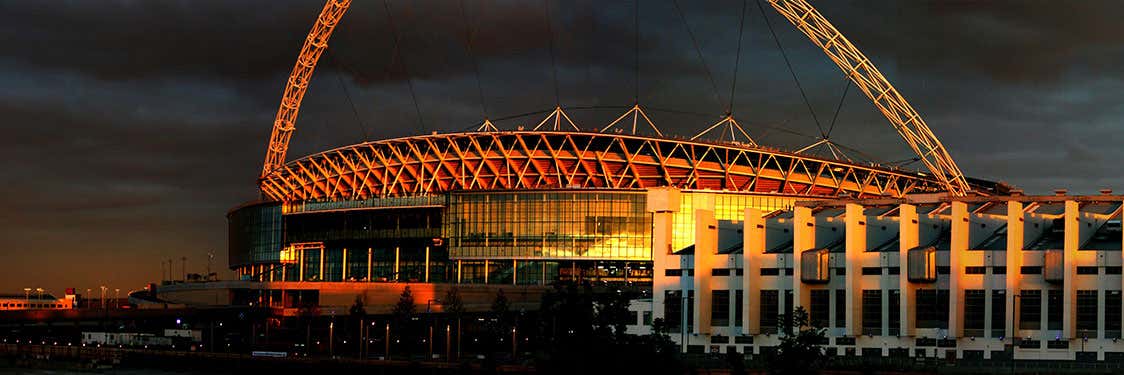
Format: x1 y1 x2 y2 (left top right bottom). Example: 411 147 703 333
671 192 797 251
227 202 283 267
445 190 651 260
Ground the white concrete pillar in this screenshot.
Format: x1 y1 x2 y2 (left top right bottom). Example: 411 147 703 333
844 203 865 337
950 201 969 338
367 248 373 282
743 207 764 335
342 248 348 281
899 204 918 337
1006 201 1024 341
1064 200 1079 339
793 206 815 315
693 208 717 335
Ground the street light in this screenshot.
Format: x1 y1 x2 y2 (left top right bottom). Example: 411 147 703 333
99 286 107 310
114 289 120 309
426 299 442 359
23 288 30 308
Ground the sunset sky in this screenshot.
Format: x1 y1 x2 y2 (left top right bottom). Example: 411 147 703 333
2 0 1122 294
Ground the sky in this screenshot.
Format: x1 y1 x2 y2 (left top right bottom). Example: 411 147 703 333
2 0 1123 295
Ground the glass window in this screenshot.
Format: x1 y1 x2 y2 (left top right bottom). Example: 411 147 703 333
712 290 730 327
888 290 901 336
1076 290 1098 333
761 290 778 333
862 290 882 336
1019 290 1041 330
1047 290 1063 330
735 290 744 328
1106 291 1122 339
916 289 949 329
835 289 846 328
810 290 830 327
964 290 986 335
665 290 683 331
991 290 1006 338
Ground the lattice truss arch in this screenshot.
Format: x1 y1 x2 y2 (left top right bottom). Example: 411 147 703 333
766 0 972 196
259 131 944 202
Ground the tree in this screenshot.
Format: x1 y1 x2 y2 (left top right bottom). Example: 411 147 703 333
392 286 416 355
443 286 465 359
767 306 827 375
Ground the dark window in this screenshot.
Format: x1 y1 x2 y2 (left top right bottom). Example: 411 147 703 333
735 290 744 327
1020 266 1042 275
916 289 950 329
888 290 901 336
810 290 829 327
712 268 731 276
1047 289 1063 330
991 290 1006 338
734 335 753 344
937 266 950 275
835 336 855 346
760 290 778 333
915 338 936 347
761 268 779 276
965 266 986 275
964 290 986 335
664 290 683 330
835 268 846 276
782 268 794 276
1107 291 1122 339
1019 290 1041 330
784 290 794 317
629 311 639 324
1077 267 1099 275
835 289 846 328
1018 339 1040 349
1076 290 1098 333
888 267 900 275
1107 267 1123 275
712 290 730 327
711 335 729 344
862 290 882 335
687 291 695 328
1047 340 1069 349
664 269 682 277
861 267 881 276
735 268 744 276
992 266 1006 274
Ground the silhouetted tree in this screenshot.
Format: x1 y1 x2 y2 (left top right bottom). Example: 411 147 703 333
767 306 827 375
392 286 416 355
443 286 465 359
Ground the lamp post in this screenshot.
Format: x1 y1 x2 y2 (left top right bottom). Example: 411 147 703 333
114 289 120 309
23 288 30 308
385 323 391 359
426 299 442 359
99 286 107 310
445 324 451 361
329 321 334 357
35 288 43 301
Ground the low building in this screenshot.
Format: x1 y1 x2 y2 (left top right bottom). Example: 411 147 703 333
632 188 1124 361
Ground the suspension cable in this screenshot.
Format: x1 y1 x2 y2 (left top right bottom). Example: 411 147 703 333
728 0 748 115
542 0 561 106
634 0 641 104
755 0 824 138
382 0 426 132
458 0 489 119
826 78 851 138
671 0 724 112
325 49 370 140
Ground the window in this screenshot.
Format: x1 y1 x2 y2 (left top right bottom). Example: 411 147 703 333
712 268 731 276
835 289 846 328
991 291 1006 338
1107 267 1123 275
761 268 780 276
784 290 794 325
862 267 881 275
964 290 986 336
1047 290 1063 330
687 291 695 328
916 289 950 329
810 290 830 327
1020 266 1042 275
937 266 950 275
760 290 779 333
888 290 901 336
1107 291 1122 339
629 311 640 324
643 311 652 325
965 266 986 275
1077 267 1099 275
665 269 682 277
992 266 1006 274
1019 290 1041 330
888 267 900 275
862 290 882 335
665 290 683 330
735 290 744 328
712 290 730 327
835 268 846 276
1076 290 1098 333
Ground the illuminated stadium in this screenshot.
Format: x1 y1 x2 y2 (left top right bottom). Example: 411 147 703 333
228 0 996 288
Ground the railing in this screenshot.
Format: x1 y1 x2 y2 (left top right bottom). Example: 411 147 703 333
284 195 445 214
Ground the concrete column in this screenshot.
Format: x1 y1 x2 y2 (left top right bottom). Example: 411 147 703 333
1063 200 1079 339
512 259 517 285
367 248 373 282
299 248 305 281
1006 201 1024 341
319 247 325 281
793 206 815 315
743 208 764 335
425 247 431 283
950 201 969 338
693 208 717 335
342 248 348 281
647 187 681 324
457 260 463 283
899 204 918 337
484 260 490 284
394 247 401 281
844 203 865 337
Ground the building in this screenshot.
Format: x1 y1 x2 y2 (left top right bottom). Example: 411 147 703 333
0 290 75 311
630 188 1124 361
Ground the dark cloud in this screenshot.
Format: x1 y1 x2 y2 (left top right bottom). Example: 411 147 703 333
1 0 1122 293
